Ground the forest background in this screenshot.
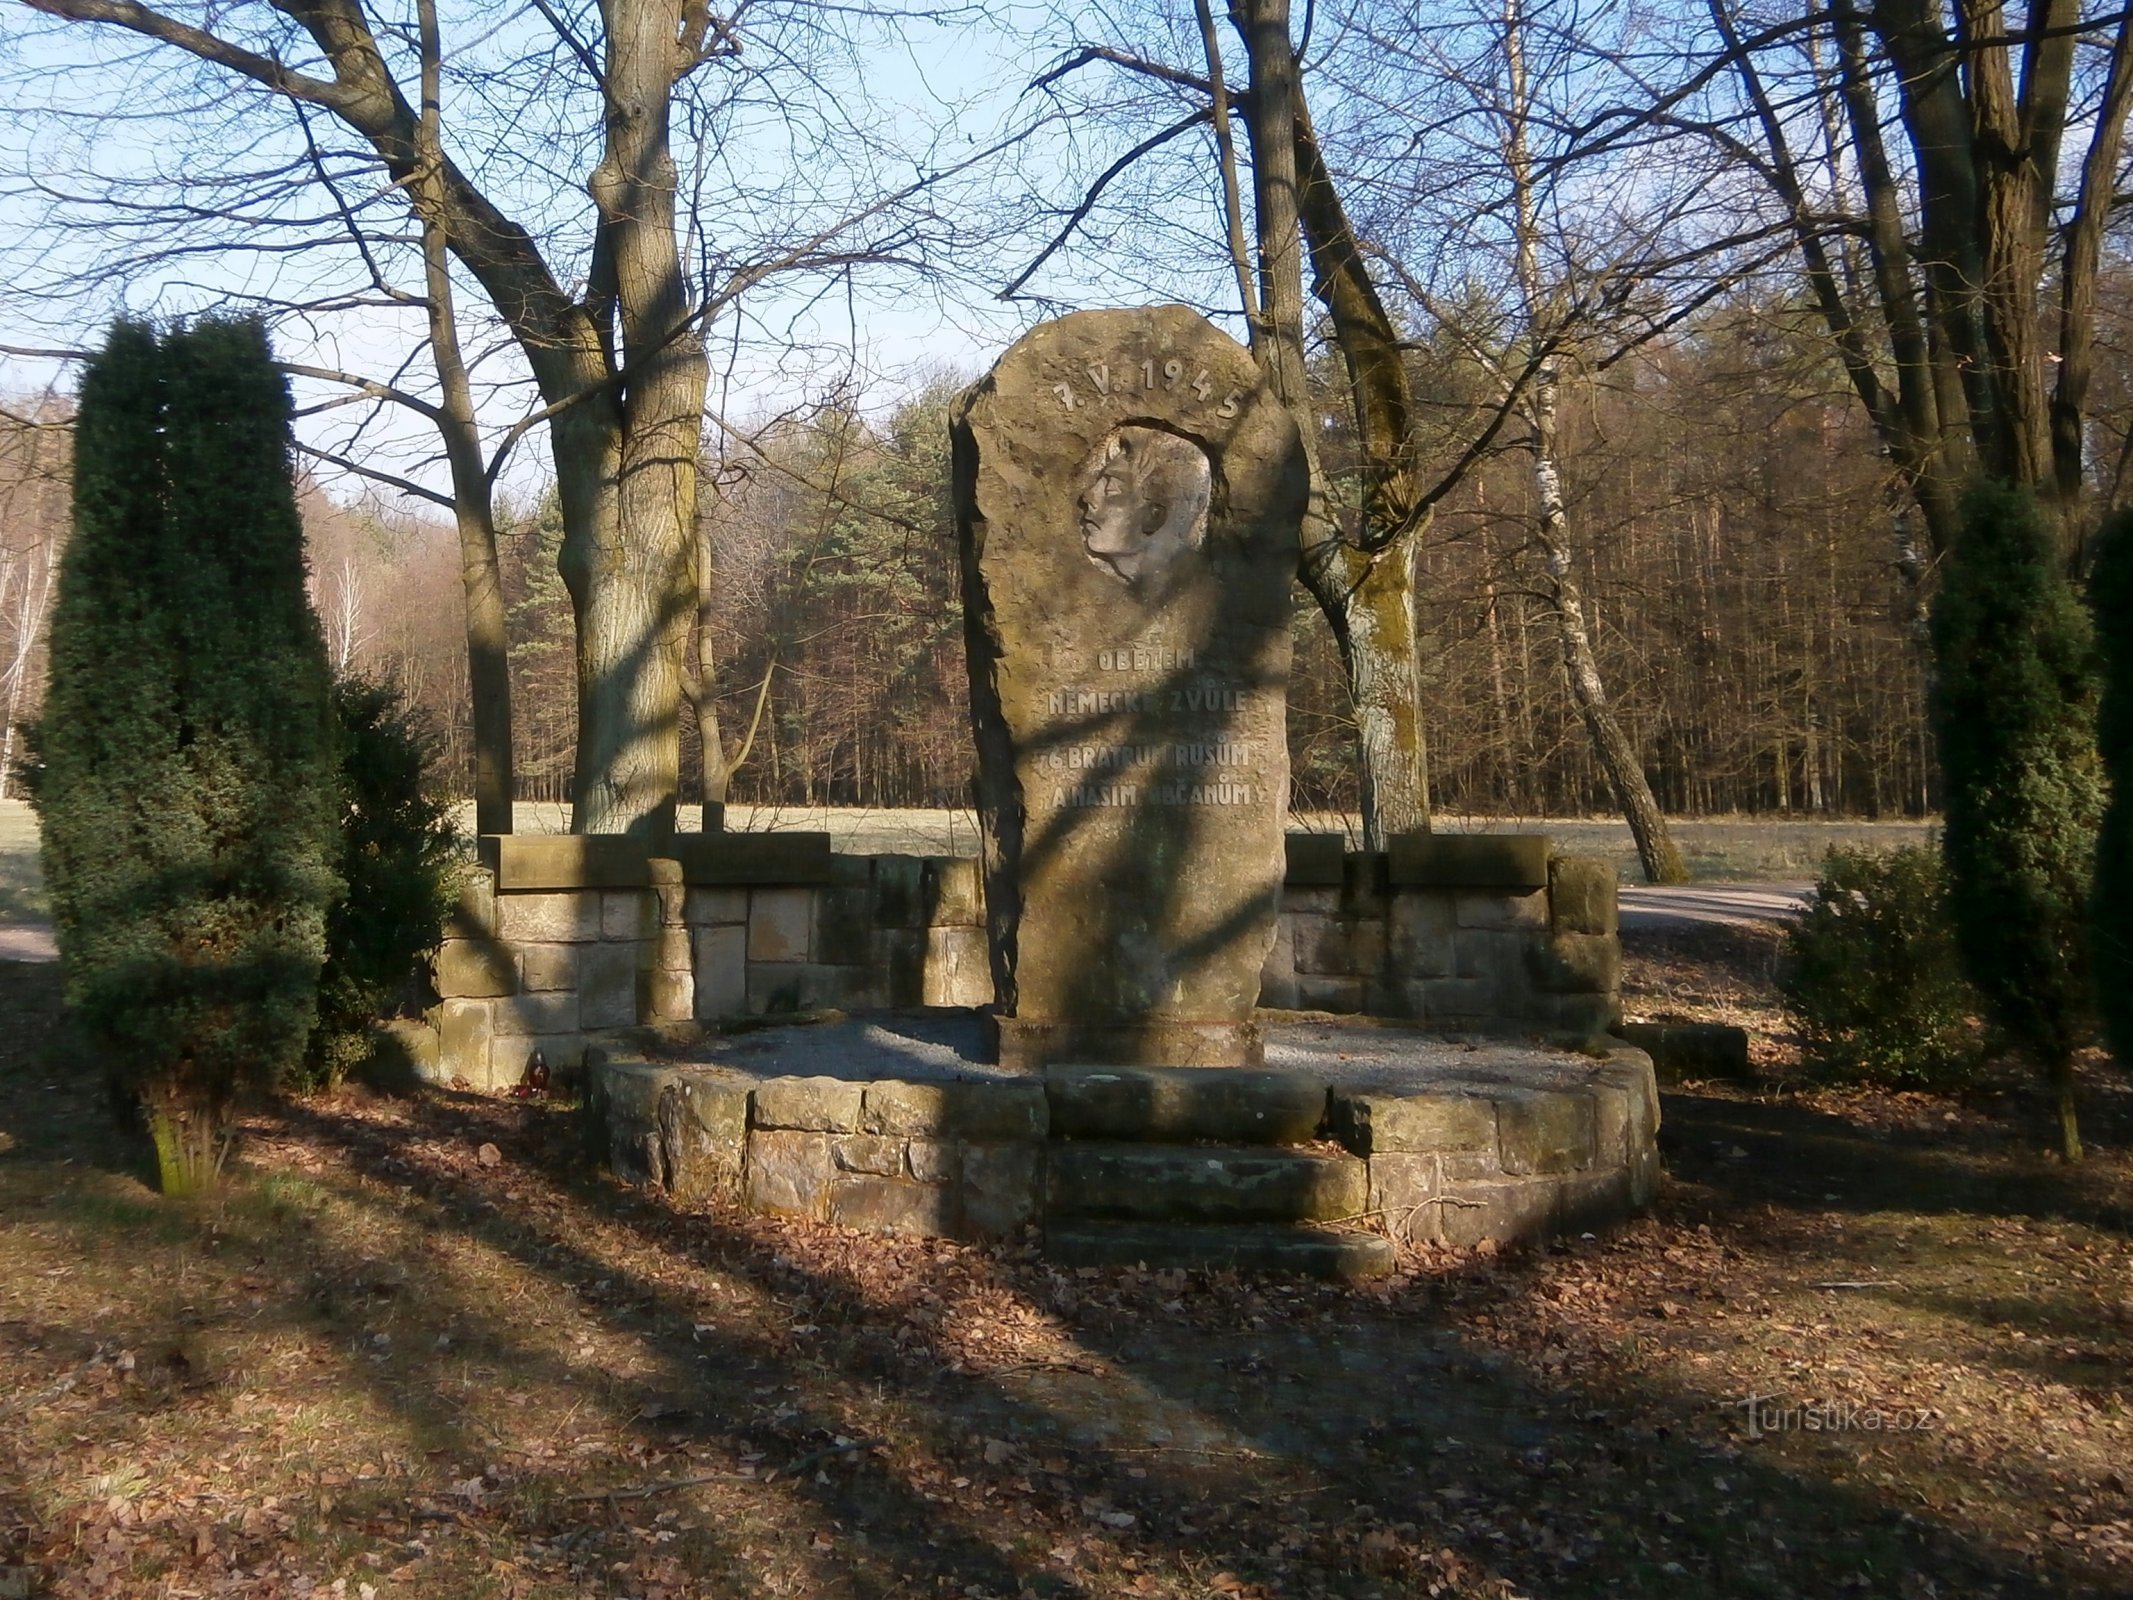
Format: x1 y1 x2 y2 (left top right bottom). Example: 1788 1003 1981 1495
5 0 2127 831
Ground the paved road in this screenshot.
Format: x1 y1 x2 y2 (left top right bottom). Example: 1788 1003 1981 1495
1618 882 1811 932
0 886 1813 964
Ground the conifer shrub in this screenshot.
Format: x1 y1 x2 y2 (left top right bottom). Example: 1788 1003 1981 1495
302 678 461 1091
2089 507 2133 1075
1781 846 1980 1088
1932 481 2104 1161
29 318 340 1194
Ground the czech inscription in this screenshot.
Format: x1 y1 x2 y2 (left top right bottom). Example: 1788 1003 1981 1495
954 305 1307 1068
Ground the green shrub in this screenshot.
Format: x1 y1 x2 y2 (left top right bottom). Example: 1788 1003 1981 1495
1932 481 2103 1160
1781 846 1980 1088
2088 506 2133 1073
301 679 462 1091
29 318 340 1194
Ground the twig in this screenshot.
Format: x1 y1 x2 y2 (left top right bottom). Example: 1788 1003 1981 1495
1812 1280 1898 1291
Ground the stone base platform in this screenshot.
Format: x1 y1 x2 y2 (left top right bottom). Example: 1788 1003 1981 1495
587 1011 1659 1275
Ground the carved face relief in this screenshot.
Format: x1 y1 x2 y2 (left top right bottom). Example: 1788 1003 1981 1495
1076 426 1212 587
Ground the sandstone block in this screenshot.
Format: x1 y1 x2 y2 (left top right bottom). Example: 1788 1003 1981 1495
1455 890 1549 930
658 1075 749 1201
602 889 653 941
921 856 984 926
1495 1088 1597 1175
960 1142 1041 1238
1294 974 1365 1015
748 888 814 963
497 890 601 945
1413 976 1494 1024
486 833 650 890
751 1075 865 1132
1387 892 1456 979
1045 1066 1323 1144
1369 1153 1442 1241
829 1174 953 1237
447 866 498 941
1389 833 1550 889
864 1078 1047 1141
653 925 692 973
576 941 639 1030
957 307 1301 1070
871 855 924 928
685 887 749 925
832 1133 906 1177
691 924 748 1018
1331 1091 1498 1156
1526 932 1621 996
1436 1178 1561 1248
493 991 579 1038
1549 856 1619 936
435 938 516 999
1280 885 1341 916
369 1018 441 1085
814 886 878 966
1289 913 1386 977
640 968 693 1025
883 928 926 1006
745 1130 831 1219
598 1060 675 1185
1046 1143 1366 1224
1558 1168 1634 1234
923 925 991 1008
433 998 492 1082
1282 832 1346 886
518 943 579 993
1258 916 1299 1009
1340 852 1391 917
906 1138 958 1183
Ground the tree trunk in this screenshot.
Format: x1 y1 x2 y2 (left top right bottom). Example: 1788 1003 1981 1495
1504 0 1682 882
1229 0 1429 842
1528 368 1685 884
560 0 709 838
416 0 512 837
2053 1058 2083 1163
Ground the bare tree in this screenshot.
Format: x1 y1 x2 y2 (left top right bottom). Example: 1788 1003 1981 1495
11 0 990 836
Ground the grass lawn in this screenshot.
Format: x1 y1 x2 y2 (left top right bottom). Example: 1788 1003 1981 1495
2 922 2129 1598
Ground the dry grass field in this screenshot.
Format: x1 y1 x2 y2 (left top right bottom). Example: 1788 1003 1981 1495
2 919 2129 1599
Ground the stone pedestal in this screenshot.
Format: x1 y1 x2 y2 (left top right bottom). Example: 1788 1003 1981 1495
953 306 1306 1067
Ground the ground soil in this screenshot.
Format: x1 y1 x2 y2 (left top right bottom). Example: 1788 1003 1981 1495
1 923 2128 1600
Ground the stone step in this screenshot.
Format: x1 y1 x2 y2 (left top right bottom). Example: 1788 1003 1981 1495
1044 1065 1329 1144
1045 1141 1367 1224
1044 1220 1393 1280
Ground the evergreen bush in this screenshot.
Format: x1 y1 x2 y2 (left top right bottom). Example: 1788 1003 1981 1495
29 318 340 1194
302 678 461 1091
2089 507 2133 1074
1932 481 2104 1161
1781 846 1980 1088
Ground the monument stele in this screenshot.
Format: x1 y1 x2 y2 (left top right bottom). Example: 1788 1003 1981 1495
952 305 1306 1068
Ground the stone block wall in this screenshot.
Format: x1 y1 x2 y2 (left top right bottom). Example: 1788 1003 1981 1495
591 1063 1046 1239
1258 837 1620 1037
423 831 1620 1088
590 1044 1660 1251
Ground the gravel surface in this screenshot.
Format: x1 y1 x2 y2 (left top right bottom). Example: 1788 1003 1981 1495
679 1010 1614 1090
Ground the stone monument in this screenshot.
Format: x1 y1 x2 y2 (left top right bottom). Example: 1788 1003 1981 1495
952 305 1307 1068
